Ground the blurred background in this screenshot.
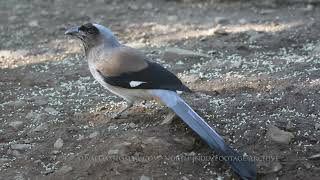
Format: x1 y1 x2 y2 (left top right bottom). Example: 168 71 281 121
1 0 320 179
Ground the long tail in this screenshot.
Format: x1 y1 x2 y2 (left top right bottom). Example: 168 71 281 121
151 90 256 180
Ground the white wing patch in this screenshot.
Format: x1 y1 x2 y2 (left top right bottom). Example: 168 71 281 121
129 81 146 87
176 91 183 94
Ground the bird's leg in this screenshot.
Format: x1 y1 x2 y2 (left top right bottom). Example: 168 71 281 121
112 102 133 119
161 109 177 125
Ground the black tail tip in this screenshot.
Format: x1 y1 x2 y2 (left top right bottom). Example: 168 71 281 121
222 146 257 180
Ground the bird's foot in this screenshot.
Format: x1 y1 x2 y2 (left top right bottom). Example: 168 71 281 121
161 110 177 125
110 111 128 119
108 103 133 119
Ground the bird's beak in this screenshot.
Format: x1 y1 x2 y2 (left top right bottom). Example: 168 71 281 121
65 26 80 35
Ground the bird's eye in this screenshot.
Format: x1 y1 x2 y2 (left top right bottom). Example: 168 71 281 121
87 28 95 34
79 23 98 35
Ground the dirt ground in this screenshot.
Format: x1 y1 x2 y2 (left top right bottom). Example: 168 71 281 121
1 0 320 179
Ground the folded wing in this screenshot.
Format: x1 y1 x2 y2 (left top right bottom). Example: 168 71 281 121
96 47 191 92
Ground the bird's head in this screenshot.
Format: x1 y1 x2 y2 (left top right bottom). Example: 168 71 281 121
65 23 120 53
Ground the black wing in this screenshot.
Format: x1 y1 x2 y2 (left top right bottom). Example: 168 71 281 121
97 61 192 92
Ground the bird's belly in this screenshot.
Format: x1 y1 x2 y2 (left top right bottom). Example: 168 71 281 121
88 65 153 102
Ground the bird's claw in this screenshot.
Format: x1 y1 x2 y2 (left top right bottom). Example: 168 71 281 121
161 111 177 125
111 112 121 119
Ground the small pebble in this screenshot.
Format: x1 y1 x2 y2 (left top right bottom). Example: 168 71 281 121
267 125 294 144
214 16 229 24
28 20 39 27
57 165 73 174
52 150 61 155
107 149 119 155
11 144 32 151
9 121 24 129
54 138 64 149
89 131 99 138
32 123 48 132
45 107 59 115
140 175 150 180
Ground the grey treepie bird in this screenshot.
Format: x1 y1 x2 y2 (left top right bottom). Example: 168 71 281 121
65 23 256 179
